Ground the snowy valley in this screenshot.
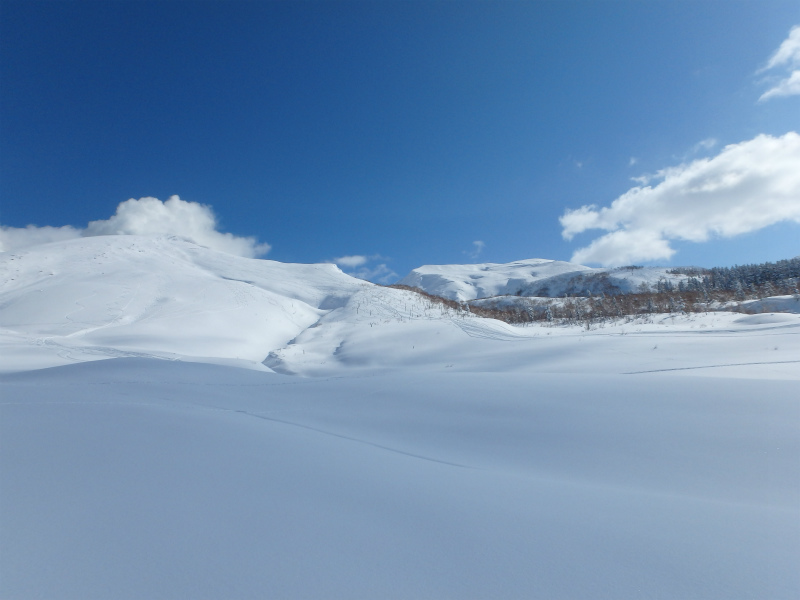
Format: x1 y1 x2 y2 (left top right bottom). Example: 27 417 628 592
1 235 798 599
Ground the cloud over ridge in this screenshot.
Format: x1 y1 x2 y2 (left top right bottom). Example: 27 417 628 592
560 132 800 266
332 255 369 268
1 196 270 258
329 254 397 283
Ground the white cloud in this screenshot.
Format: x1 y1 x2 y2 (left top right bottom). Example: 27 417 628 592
332 255 369 268
628 157 638 167
0 224 82 252
85 196 270 257
762 25 800 71
693 138 717 152
0 196 271 257
571 230 676 266
632 139 720 186
560 132 800 266
329 254 397 284
758 25 800 101
759 69 800 101
348 262 398 284
465 240 485 259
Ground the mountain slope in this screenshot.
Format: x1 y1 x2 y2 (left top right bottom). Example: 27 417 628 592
3 236 799 378
399 258 692 300
0 234 365 371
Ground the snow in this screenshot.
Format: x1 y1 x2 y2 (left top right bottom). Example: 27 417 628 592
739 294 800 314
265 286 800 380
399 259 693 300
2 235 799 598
0 235 363 372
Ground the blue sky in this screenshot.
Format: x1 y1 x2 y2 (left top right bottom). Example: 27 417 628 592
1 0 799 281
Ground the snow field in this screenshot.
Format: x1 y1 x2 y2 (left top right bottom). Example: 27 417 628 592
268 290 800 379
1 234 799 598
1 359 798 599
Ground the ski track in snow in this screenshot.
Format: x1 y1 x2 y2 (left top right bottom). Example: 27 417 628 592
625 359 800 374
226 408 477 469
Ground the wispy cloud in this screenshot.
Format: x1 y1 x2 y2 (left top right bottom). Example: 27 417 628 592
464 240 485 260
0 224 82 251
760 70 800 102
632 138 720 186
349 263 398 284
758 25 800 101
330 254 397 284
560 132 800 266
693 138 717 152
761 25 800 71
0 196 271 257
332 255 369 268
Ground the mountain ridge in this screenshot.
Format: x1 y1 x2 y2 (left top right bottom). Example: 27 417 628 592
398 259 694 301
2 234 798 376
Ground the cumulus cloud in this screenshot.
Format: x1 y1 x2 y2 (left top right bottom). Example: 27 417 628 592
329 254 397 284
85 196 270 257
560 132 800 266
570 230 677 266
0 196 270 257
631 138 721 187
758 25 800 101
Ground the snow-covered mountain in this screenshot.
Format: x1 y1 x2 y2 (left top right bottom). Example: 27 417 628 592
1 235 798 376
399 258 693 300
2 235 799 598
0 234 366 371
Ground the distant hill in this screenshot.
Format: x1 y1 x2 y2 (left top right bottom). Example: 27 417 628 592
398 259 693 300
2 237 797 375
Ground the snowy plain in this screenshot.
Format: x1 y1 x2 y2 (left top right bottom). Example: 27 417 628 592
1 235 799 599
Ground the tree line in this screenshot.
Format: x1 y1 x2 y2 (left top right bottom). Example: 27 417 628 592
389 256 800 327
664 257 800 297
